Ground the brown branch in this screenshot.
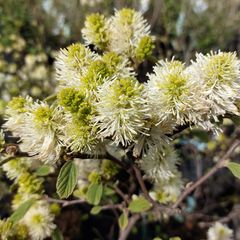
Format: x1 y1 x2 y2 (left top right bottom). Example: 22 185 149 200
113 185 130 204
198 206 240 228
0 151 29 166
132 164 154 204
118 214 141 240
173 139 240 209
0 145 126 169
46 196 123 210
69 151 127 169
46 196 85 207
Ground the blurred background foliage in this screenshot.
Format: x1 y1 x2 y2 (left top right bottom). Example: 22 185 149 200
1 0 240 239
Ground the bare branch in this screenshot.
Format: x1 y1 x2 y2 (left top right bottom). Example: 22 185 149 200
173 139 240 209
46 195 123 210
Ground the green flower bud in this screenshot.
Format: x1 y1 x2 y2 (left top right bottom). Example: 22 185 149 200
58 88 85 114
135 36 155 62
101 160 119 179
88 171 101 183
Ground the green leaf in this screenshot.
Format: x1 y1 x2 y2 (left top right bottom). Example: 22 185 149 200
128 196 152 213
52 228 64 240
227 162 240 178
9 198 36 224
118 212 128 230
56 161 78 199
90 206 102 215
86 183 103 205
103 186 115 196
35 165 52 176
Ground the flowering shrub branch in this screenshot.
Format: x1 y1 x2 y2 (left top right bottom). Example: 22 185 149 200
1 7 240 240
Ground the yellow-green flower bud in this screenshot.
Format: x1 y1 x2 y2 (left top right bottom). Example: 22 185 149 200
135 36 155 62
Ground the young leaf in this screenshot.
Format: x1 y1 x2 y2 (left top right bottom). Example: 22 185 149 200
227 162 240 178
52 228 64 240
86 182 103 205
118 212 128 230
56 161 78 199
91 206 102 215
128 196 152 213
9 198 36 224
35 165 52 176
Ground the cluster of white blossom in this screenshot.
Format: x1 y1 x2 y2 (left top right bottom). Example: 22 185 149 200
207 222 233 240
2 8 240 223
81 9 155 62
21 201 56 240
1 157 56 239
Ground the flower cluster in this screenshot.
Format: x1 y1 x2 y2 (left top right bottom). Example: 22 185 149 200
4 97 64 164
82 8 155 62
207 222 233 240
1 157 56 240
2 8 240 239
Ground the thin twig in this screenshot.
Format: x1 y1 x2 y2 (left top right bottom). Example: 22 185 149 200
132 164 154 204
72 152 127 168
173 139 240 209
46 196 123 210
198 206 240 228
113 185 130 204
0 152 29 166
46 196 85 207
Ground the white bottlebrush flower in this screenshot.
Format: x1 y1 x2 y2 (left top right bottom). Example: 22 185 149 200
151 170 183 204
190 51 240 118
147 118 176 145
100 51 134 79
82 13 109 50
145 59 212 129
12 193 40 210
207 222 233 240
133 118 176 158
17 101 64 164
108 8 152 58
139 142 179 182
2 158 29 180
78 52 134 95
57 86 99 152
94 77 149 146
22 201 56 240
3 96 33 136
74 158 101 186
55 43 96 87
60 113 98 153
